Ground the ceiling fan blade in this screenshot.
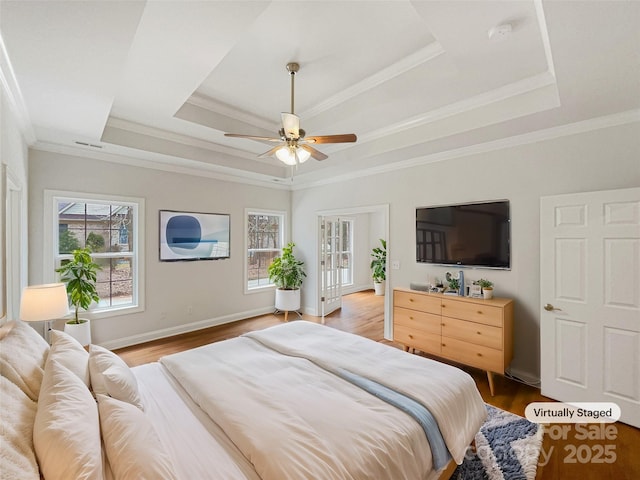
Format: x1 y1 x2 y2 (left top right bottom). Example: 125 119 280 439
257 145 285 158
305 133 357 144
224 133 281 142
281 113 300 138
300 144 328 161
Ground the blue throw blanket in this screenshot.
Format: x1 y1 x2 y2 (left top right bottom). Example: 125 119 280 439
337 368 452 471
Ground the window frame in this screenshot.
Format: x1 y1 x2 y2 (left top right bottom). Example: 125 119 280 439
44 190 145 318
339 218 354 287
244 208 286 294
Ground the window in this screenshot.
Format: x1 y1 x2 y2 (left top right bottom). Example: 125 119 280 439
339 219 354 286
45 191 145 317
246 210 285 291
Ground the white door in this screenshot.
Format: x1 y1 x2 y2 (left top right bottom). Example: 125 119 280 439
540 187 640 427
319 216 343 319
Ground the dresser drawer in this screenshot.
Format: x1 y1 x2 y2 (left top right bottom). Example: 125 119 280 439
394 307 441 335
441 336 504 373
441 299 503 327
441 316 502 349
394 324 441 356
394 291 441 314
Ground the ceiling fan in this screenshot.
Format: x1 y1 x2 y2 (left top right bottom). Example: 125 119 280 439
224 62 357 166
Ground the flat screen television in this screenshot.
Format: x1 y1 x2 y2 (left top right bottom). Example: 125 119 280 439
416 200 510 269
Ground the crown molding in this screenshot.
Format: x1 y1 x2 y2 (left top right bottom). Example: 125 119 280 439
358 70 557 144
181 42 445 129
31 140 290 190
105 117 265 162
534 0 556 79
302 41 445 119
0 33 36 144
292 109 640 190
184 93 278 132
33 108 639 192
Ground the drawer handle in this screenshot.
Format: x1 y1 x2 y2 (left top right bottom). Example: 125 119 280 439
442 343 446 347
409 334 414 339
477 310 483 314
409 298 414 302
409 316 414 320
477 353 483 357
476 331 482 335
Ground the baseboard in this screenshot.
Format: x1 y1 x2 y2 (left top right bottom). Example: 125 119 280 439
99 306 275 350
301 285 374 317
506 366 541 387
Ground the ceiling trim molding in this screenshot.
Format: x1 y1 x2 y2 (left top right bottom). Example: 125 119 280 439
0 33 36 144
534 0 556 79
105 117 266 162
33 109 638 192
108 69 558 163
184 94 277 131
292 109 640 190
358 70 557 144
31 140 290 190
302 41 446 119
182 42 445 128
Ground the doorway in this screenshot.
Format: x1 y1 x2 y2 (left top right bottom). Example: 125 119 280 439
317 204 391 338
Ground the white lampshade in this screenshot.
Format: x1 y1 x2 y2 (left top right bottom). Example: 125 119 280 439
275 145 311 165
297 147 311 164
19 283 69 322
275 146 298 165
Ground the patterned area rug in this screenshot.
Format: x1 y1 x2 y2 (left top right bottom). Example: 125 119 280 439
452 404 544 480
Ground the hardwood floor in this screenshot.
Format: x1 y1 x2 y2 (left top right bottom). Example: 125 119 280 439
115 290 640 480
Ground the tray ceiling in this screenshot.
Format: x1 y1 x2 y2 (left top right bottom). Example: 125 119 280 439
1 1 638 186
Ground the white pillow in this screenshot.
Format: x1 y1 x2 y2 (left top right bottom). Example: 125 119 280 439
34 359 103 480
48 329 90 387
0 320 49 401
89 344 143 410
0 376 40 480
0 319 16 340
97 394 178 480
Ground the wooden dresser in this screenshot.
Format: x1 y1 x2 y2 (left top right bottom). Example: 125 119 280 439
393 287 513 395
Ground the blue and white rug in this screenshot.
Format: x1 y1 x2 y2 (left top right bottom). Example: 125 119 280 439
452 404 544 480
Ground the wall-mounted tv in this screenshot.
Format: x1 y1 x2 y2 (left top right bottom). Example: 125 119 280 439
416 200 510 269
159 210 230 261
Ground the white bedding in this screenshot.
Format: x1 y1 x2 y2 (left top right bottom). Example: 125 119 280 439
160 321 487 480
132 362 262 480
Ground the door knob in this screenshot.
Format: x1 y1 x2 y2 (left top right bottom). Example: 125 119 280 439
544 303 562 311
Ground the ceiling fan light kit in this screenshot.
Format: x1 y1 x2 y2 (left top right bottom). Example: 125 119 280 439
225 62 357 167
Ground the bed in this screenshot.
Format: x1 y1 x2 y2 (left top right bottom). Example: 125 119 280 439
0 318 487 480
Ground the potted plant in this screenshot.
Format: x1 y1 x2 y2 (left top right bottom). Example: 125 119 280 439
477 278 494 299
268 242 306 321
446 277 460 295
55 248 101 345
370 238 387 296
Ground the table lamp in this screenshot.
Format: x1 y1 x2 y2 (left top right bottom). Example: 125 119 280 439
19 283 70 342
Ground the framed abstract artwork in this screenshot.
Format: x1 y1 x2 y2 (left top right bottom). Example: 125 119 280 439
159 210 230 261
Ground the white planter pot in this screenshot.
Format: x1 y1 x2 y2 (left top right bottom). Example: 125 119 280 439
374 281 385 296
482 288 494 300
64 319 91 346
275 289 301 312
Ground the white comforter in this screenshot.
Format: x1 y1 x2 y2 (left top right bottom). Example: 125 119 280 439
160 321 486 480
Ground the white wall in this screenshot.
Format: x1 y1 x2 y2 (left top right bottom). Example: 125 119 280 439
28 150 290 348
291 122 640 382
